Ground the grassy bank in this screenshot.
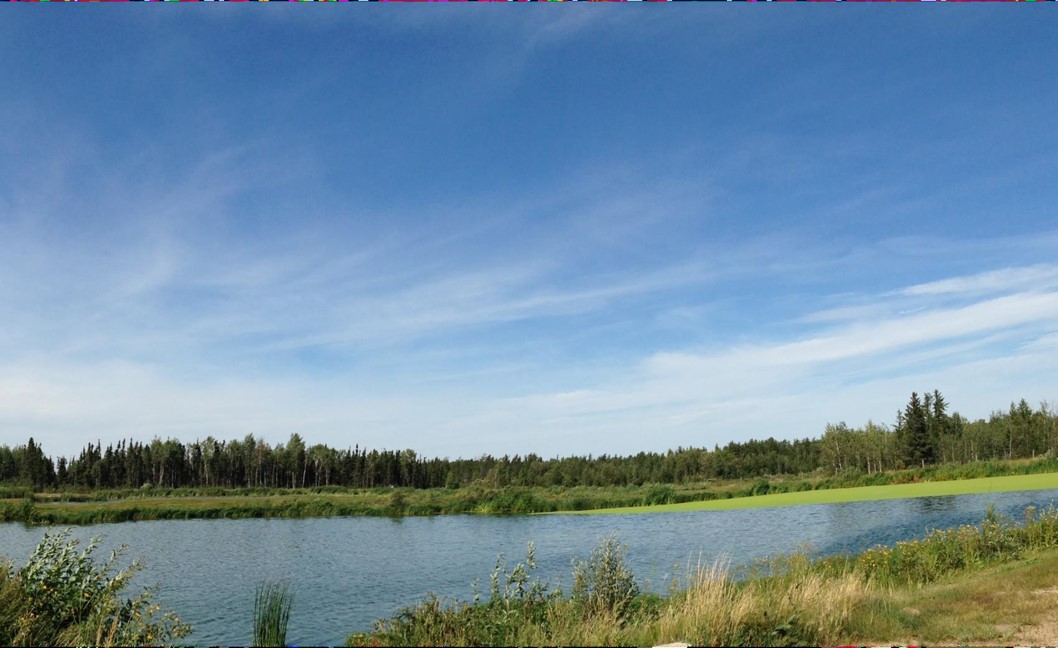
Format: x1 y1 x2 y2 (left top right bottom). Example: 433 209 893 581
0 485 656 525
5 456 1058 525
347 505 1058 646
846 546 1058 645
564 471 1058 515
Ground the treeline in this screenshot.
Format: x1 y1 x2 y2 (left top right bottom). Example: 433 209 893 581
819 391 1058 475
1 391 1057 492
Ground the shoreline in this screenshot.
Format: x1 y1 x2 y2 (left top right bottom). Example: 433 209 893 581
557 471 1058 515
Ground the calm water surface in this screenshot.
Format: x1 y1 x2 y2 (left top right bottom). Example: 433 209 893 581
3 488 1058 646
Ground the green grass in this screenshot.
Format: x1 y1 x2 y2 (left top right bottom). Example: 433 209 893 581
559 471 1058 514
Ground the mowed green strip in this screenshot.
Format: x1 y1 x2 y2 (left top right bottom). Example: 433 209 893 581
556 472 1058 515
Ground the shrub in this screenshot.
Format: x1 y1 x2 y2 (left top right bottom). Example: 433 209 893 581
9 528 190 646
571 532 640 621
643 485 676 506
361 541 559 647
485 489 550 514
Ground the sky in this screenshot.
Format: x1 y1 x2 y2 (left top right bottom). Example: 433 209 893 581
1 9 1057 461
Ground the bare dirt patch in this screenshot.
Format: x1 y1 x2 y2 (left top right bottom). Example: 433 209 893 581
1010 587 1058 644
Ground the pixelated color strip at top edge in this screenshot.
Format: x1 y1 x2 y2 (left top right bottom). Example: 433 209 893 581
4 0 1054 3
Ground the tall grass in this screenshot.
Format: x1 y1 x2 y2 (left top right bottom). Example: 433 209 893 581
843 503 1058 587
647 556 868 646
253 580 293 647
0 558 21 646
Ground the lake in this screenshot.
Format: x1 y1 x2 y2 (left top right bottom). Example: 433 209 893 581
3 488 1058 646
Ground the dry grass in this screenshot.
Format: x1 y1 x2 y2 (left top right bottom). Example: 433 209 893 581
648 556 869 645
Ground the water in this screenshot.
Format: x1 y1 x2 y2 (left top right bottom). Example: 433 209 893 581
2 488 1057 646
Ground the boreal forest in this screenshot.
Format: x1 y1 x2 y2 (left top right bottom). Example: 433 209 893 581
2 391 1057 492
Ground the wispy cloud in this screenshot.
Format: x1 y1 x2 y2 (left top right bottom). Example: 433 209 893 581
899 264 1058 297
443 265 1058 456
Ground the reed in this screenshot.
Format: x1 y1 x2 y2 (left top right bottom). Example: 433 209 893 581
253 580 293 647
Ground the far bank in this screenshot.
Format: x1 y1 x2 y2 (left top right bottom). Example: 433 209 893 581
557 471 1058 515
6 457 1058 525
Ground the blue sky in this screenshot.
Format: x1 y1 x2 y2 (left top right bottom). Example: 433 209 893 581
1 9 1057 460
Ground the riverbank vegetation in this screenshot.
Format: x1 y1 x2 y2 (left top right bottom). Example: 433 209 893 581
0 529 189 646
346 505 1058 646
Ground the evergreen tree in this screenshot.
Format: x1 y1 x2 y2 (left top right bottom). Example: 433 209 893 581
930 389 950 462
904 392 935 467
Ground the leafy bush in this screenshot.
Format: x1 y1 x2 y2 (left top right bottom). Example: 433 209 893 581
359 541 560 647
5 528 190 646
571 532 640 621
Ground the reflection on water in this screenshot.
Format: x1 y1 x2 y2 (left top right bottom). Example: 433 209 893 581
914 495 958 514
3 488 1058 646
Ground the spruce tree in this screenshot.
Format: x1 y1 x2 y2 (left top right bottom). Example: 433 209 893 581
930 389 950 462
904 391 936 467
